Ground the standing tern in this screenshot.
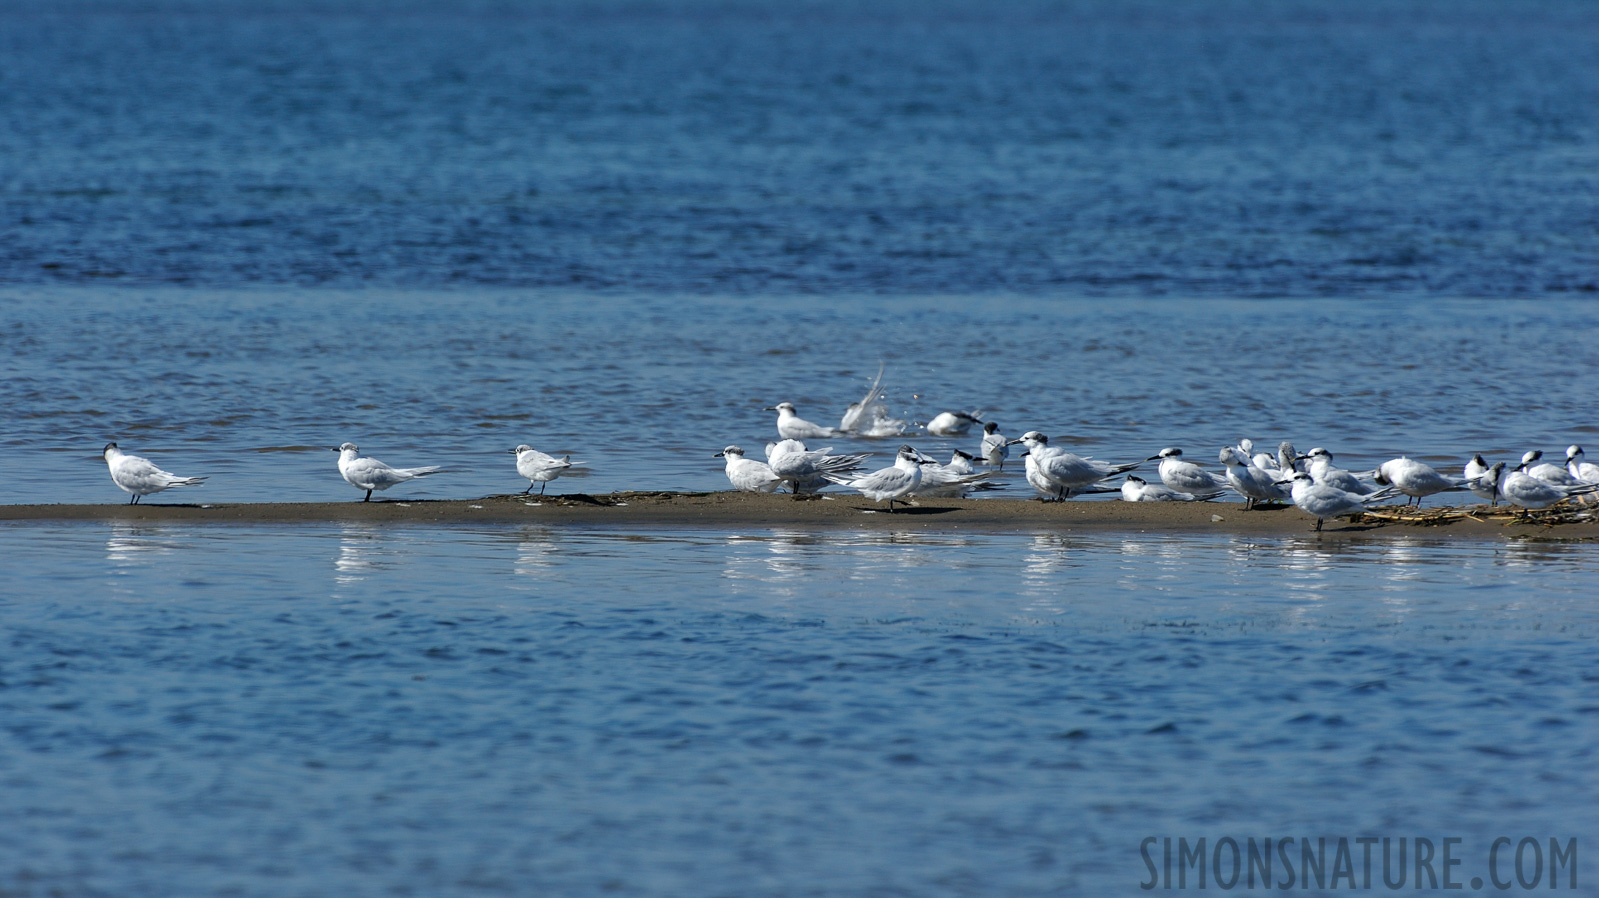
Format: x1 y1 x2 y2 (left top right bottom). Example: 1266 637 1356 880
765 402 841 441
102 442 206 505
715 446 783 493
1220 447 1289 509
510 445 573 495
1009 432 1142 500
1120 474 1220 502
335 442 442 502
1374 458 1467 507
1148 447 1231 496
824 445 923 512
979 421 1009 469
1281 472 1397 532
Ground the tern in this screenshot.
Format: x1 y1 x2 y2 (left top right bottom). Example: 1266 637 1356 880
1463 454 1499 505
1147 447 1230 496
838 364 911 438
335 442 442 502
1300 448 1379 495
1252 449 1282 473
1567 445 1599 482
764 402 840 441
1498 461 1599 510
509 445 573 495
926 410 983 436
912 450 997 498
824 445 923 512
1280 472 1397 532
766 439 868 495
1374 457 1468 507
979 421 1009 469
1220 447 1289 509
1009 432 1141 500
715 446 783 493
1521 450 1583 487
1277 441 1302 475
102 442 206 505
1120 474 1221 502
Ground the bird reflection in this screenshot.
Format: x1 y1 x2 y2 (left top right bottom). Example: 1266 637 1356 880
334 526 396 583
512 528 561 579
106 523 179 567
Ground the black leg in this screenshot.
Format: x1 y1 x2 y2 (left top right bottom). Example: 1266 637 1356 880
1315 518 1323 532
364 490 372 502
523 483 533 495
541 482 548 495
128 494 136 505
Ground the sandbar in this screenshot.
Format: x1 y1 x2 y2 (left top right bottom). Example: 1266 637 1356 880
2 493 1595 540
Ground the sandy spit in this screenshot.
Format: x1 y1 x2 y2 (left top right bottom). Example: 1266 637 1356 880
2 493 1596 540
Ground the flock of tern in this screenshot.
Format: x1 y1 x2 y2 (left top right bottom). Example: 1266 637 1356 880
96 367 1599 529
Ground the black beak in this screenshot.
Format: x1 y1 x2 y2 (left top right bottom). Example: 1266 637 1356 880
1145 454 1163 462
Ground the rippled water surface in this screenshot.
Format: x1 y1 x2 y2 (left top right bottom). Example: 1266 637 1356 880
2 0 1597 295
3 524 1597 896
3 290 1597 505
4 1 1598 895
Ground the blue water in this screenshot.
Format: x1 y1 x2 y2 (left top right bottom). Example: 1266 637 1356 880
3 524 1597 896
2 290 1597 505
4 1 1599 895
2 0 1597 295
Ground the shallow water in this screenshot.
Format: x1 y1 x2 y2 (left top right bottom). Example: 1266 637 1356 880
3 1 1597 894
3 523 1596 896
3 289 1597 506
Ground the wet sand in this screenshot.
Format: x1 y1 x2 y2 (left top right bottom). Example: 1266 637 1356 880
3 493 1595 539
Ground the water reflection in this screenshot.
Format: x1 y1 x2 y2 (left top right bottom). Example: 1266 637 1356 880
1019 533 1083 583
334 526 398 584
721 530 830 595
511 528 561 580
106 523 181 567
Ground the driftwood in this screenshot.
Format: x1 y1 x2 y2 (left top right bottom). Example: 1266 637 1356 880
1360 503 1596 528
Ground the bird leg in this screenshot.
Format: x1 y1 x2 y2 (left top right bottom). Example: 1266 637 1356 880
1314 518 1324 532
541 482 548 495
364 490 372 502
523 483 533 495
